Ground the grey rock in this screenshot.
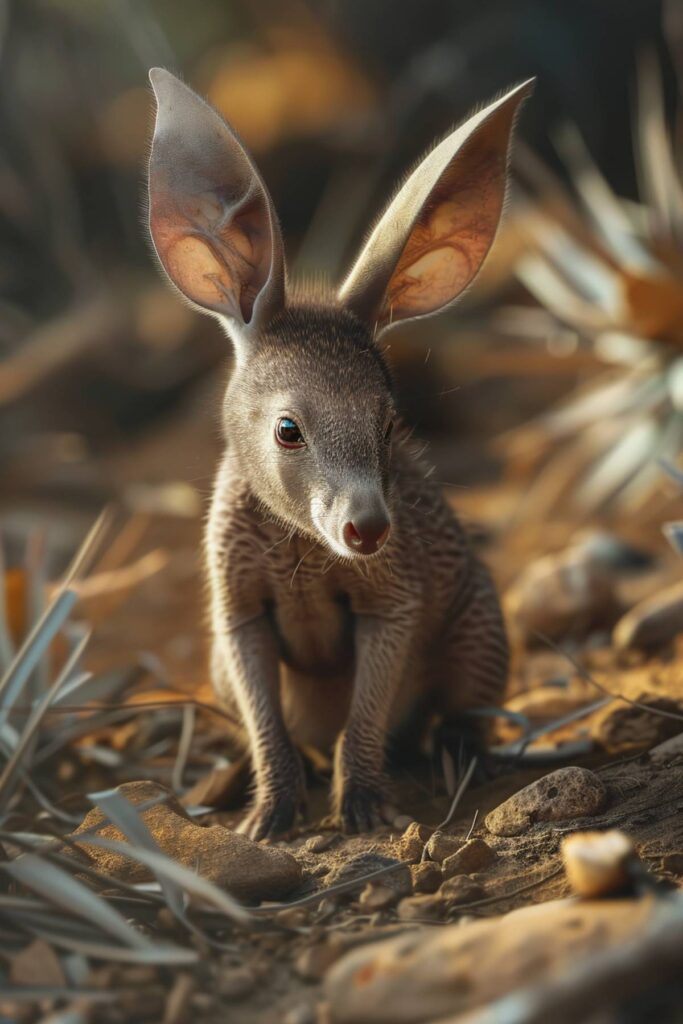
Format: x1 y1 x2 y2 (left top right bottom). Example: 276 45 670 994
485 767 607 837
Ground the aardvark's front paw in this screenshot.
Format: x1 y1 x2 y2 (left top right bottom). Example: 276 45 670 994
237 788 305 841
335 778 396 834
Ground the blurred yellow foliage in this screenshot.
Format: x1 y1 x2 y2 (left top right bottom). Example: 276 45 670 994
201 33 375 153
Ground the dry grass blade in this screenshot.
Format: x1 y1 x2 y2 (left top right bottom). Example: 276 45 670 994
250 861 411 916
573 417 659 508
0 533 15 669
51 665 136 707
2 854 153 949
71 549 168 601
420 756 477 863
436 755 477 832
25 529 49 701
0 631 91 806
61 506 115 589
553 122 657 272
0 590 78 721
659 457 683 488
7 920 197 965
492 697 609 759
663 521 683 555
172 703 196 793
635 49 683 235
0 828 166 907
450 865 567 916
0 987 114 1004
515 252 612 333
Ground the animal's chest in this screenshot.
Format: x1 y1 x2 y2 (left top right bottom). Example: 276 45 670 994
267 550 353 674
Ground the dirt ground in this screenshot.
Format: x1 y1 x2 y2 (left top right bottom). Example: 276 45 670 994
3 376 683 1024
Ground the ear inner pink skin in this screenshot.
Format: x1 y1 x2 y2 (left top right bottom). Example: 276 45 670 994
149 186 269 324
337 79 533 334
379 121 512 329
147 68 285 331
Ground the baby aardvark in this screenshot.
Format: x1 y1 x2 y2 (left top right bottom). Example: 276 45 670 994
147 69 533 839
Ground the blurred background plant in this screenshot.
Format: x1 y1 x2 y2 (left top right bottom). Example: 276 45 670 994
497 3 683 525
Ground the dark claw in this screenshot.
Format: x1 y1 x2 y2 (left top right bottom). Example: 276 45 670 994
338 781 393 834
238 792 302 840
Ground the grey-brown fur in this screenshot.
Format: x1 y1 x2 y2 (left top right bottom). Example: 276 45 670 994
147 69 532 838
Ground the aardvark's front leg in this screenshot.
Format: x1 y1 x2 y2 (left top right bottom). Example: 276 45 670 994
333 610 415 832
215 616 305 840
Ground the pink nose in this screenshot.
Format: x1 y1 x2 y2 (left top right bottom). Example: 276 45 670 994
343 516 390 556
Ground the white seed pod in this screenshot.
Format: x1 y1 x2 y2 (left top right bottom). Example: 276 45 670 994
562 829 636 898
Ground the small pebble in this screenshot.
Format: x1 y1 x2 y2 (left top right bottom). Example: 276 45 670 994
396 893 445 922
441 838 496 877
326 852 399 886
439 874 484 905
503 687 592 729
425 832 462 863
410 861 442 894
358 883 397 912
399 821 433 862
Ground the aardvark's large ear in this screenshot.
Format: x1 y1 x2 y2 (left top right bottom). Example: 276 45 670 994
147 68 285 345
338 79 534 335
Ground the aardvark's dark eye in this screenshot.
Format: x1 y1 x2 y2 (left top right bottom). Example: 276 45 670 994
275 416 306 449
384 419 394 443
